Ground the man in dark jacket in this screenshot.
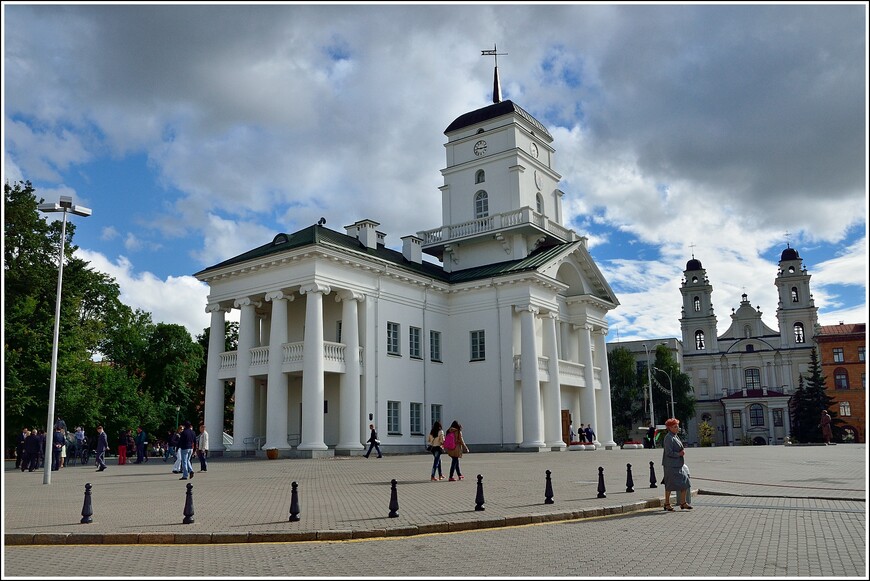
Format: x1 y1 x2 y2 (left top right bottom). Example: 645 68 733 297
51 426 65 471
24 428 42 472
177 421 196 480
95 425 109 471
134 426 148 463
16 427 28 470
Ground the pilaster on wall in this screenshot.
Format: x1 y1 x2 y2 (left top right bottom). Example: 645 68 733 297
517 304 545 449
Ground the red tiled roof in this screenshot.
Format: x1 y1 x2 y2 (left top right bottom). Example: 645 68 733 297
723 388 788 399
817 323 866 336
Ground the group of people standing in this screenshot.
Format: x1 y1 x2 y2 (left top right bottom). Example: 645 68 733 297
569 423 596 445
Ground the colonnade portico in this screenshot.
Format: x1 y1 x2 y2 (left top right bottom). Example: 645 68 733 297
204 282 365 458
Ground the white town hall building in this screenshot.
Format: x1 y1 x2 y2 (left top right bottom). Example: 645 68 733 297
196 69 620 457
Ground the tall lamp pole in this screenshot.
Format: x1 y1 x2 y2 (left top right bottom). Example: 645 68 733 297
38 196 92 485
643 343 655 426
176 405 181 429
654 366 675 420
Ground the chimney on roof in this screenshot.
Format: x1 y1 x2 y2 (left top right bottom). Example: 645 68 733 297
401 235 423 264
345 219 380 250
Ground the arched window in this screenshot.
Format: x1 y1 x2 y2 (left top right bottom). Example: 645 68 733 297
791 287 799 302
695 330 706 350
788 266 795 273
693 296 701 312
536 193 544 214
692 276 699 283
475 170 485 184
749 404 765 426
474 191 489 219
793 322 805 344
834 368 849 389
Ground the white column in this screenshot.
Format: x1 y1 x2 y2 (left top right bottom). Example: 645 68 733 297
577 324 598 434
204 303 229 454
263 291 293 450
767 405 776 444
782 406 791 438
230 297 261 452
593 328 617 448
298 283 330 452
336 291 365 452
517 305 544 448
542 312 565 449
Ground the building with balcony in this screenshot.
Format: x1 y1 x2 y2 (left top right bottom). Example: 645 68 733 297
816 322 866 443
195 68 620 457
678 247 819 445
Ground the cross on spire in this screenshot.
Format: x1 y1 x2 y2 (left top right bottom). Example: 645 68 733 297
688 242 696 259
481 44 507 104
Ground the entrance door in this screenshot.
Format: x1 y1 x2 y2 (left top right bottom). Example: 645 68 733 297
561 410 572 445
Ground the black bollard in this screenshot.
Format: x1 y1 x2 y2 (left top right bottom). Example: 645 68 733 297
80 483 93 524
544 469 554 504
388 479 399 518
475 474 485 511
649 461 658 488
626 463 635 493
597 466 606 498
182 482 195 524
288 481 300 522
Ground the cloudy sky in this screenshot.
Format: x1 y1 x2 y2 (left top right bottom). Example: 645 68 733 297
3 2 867 343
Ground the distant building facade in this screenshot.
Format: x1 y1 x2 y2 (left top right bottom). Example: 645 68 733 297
816 323 866 443
678 247 819 445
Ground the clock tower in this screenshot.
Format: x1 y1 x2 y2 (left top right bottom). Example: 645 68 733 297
417 65 576 272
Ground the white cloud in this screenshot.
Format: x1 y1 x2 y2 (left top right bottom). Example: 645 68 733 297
76 248 211 339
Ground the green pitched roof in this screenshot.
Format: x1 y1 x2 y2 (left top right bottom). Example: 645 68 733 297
194 224 579 285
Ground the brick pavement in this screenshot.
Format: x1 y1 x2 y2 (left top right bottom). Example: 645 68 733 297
3 444 865 546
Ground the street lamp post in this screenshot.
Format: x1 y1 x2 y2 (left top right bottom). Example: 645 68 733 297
654 366 675 420
38 195 91 485
176 405 181 429
642 343 655 426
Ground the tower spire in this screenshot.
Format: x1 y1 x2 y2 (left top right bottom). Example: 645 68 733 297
481 44 507 104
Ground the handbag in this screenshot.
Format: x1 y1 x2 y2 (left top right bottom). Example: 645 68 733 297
374 439 380 445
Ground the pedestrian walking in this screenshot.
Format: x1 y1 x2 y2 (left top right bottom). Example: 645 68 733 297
15 427 28 470
661 418 691 511
427 421 445 481
444 420 470 481
363 424 382 458
647 424 657 449
820 410 833 444
134 426 148 463
584 424 596 445
177 421 196 480
95 425 109 472
196 424 209 472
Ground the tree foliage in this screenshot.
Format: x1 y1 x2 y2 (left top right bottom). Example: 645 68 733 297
4 181 207 454
790 347 842 443
607 346 644 436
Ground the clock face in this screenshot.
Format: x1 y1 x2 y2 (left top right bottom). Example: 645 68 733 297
534 171 543 189
474 140 487 156
530 142 538 158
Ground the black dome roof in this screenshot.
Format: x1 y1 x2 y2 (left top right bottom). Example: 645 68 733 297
781 246 800 261
686 258 703 271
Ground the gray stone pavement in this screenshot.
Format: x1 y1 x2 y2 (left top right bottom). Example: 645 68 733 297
3 444 865 547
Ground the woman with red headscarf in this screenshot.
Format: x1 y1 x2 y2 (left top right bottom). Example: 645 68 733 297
661 418 692 511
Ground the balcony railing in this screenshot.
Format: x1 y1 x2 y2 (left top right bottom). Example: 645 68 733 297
218 342 363 377
418 207 576 246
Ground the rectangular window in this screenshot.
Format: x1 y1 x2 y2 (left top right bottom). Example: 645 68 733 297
410 402 422 434
839 401 852 417
470 330 486 361
859 347 865 362
773 409 783 427
744 368 761 390
387 322 400 356
730 410 742 428
387 401 401 434
749 405 764 426
430 404 442 428
833 347 844 363
430 330 442 362
409 326 422 359
336 320 342 343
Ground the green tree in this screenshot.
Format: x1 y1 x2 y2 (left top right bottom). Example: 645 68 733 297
607 346 644 437
790 347 841 443
650 344 696 424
